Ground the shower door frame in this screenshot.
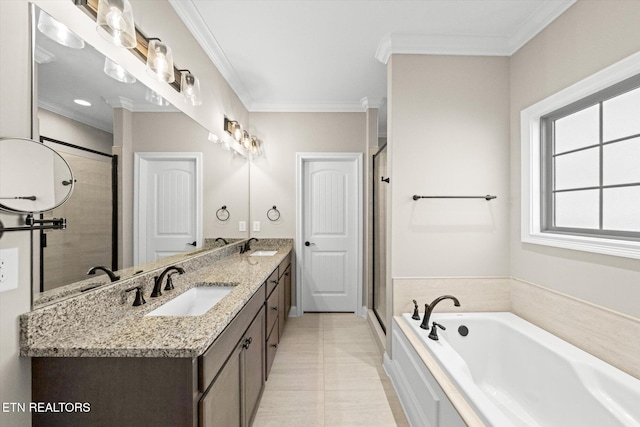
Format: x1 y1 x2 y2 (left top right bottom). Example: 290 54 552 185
38 136 118 292
372 143 388 334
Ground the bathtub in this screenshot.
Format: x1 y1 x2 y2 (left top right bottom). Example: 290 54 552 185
388 312 640 427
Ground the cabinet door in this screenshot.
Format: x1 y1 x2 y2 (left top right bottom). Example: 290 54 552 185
200 344 242 427
283 265 291 329
243 308 265 427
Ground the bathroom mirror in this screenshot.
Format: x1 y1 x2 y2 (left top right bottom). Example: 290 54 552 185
31 5 249 307
0 137 74 213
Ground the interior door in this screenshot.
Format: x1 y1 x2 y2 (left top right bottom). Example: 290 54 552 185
302 159 358 312
135 153 201 264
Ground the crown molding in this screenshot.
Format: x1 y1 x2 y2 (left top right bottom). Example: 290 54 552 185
508 0 576 53
38 99 113 134
250 101 366 113
376 0 576 64
360 97 385 110
168 0 254 110
34 45 55 65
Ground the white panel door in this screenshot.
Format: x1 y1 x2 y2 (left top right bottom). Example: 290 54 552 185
136 153 201 264
302 159 357 312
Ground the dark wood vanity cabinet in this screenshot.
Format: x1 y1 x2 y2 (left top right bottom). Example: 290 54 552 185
200 308 265 427
31 252 292 427
265 255 292 379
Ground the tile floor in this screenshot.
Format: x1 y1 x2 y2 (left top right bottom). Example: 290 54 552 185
253 313 409 426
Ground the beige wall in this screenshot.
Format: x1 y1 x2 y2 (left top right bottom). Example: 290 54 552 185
248 112 367 238
0 1 32 425
131 111 249 240
37 108 113 154
388 55 511 278
510 0 640 318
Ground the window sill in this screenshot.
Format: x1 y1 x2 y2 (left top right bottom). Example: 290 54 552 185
522 231 640 260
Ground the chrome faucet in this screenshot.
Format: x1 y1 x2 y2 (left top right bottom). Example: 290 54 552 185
87 265 120 282
420 295 461 330
151 266 185 297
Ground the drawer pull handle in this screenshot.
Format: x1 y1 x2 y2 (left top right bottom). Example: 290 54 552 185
271 306 279 311
271 343 278 349
242 337 253 349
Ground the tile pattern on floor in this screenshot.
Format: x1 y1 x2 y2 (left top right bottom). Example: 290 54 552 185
253 313 409 427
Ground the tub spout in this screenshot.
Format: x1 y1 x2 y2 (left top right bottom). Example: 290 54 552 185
420 295 460 330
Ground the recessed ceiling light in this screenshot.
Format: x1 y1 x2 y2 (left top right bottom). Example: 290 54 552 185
73 99 92 107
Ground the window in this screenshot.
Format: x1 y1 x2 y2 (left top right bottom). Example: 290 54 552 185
521 51 640 259
541 78 640 240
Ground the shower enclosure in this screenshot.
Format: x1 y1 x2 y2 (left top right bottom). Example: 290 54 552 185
372 144 388 333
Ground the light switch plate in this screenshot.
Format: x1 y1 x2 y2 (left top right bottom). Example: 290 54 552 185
0 247 19 292
239 221 246 232
253 221 260 232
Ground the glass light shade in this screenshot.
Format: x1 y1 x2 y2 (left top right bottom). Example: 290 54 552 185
37 11 85 49
242 132 252 150
96 0 137 48
181 72 202 106
251 138 264 158
146 40 174 83
103 57 136 83
232 122 243 142
145 88 169 106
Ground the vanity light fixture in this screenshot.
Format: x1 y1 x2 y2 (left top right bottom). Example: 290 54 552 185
146 38 174 83
179 70 202 106
37 10 85 49
224 118 243 142
103 57 136 83
96 0 137 48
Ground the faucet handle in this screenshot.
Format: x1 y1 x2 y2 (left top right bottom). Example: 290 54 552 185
125 286 146 307
164 271 180 290
412 300 420 320
428 322 446 341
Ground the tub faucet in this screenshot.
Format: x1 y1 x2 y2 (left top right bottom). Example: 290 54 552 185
420 295 460 330
151 266 185 297
87 265 120 282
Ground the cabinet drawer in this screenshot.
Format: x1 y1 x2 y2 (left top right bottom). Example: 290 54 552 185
278 253 291 278
265 319 279 379
199 283 265 392
266 284 279 335
265 269 279 297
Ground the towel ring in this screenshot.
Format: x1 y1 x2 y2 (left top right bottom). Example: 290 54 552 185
216 205 230 221
267 205 280 222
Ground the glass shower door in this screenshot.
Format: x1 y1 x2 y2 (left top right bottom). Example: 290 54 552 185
372 145 388 333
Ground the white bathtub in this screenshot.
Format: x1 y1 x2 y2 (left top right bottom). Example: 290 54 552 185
392 312 640 427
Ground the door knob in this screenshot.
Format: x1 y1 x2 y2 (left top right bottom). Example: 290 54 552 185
187 241 196 246
305 241 315 247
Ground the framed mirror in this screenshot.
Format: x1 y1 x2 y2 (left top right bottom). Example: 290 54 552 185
0 137 74 213
31 5 250 307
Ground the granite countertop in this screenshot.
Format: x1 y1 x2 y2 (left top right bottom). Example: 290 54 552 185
20 242 292 358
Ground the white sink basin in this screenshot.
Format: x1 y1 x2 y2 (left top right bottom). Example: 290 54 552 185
250 250 277 257
146 286 234 317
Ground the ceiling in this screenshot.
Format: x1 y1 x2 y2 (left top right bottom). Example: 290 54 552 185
169 0 576 121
